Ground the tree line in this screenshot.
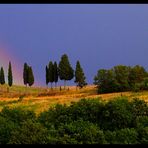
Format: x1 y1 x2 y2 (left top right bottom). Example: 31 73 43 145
45 54 87 89
94 65 148 93
0 54 87 89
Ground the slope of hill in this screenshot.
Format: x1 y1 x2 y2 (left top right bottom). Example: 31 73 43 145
0 84 148 114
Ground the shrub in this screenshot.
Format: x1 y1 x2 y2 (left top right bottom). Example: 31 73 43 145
99 97 132 130
0 107 36 125
68 98 104 123
0 116 17 144
115 128 138 144
104 130 117 144
57 119 106 144
136 127 148 144
9 119 49 144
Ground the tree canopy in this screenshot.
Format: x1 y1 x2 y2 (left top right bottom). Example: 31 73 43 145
75 60 87 88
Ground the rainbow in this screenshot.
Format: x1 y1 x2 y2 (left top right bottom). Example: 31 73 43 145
0 44 23 86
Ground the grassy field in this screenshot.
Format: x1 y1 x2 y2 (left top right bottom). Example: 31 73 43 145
1 84 148 115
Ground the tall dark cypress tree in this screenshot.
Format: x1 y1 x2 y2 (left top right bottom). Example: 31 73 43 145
8 62 13 87
0 67 5 85
28 66 34 87
48 61 54 89
75 60 87 88
23 63 28 87
53 61 58 87
45 65 49 87
58 54 74 89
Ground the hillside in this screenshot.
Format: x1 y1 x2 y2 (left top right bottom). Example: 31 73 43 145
0 84 148 114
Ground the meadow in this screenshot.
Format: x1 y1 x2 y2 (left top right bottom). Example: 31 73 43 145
1 84 148 115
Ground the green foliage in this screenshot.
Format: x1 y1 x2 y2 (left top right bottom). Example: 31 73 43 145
0 107 36 125
137 127 148 144
104 130 117 144
23 63 34 87
94 69 119 93
113 65 130 91
0 67 5 85
8 61 13 87
130 98 148 127
129 65 147 86
0 116 17 144
48 61 54 88
58 54 74 88
57 119 106 144
23 63 28 86
45 65 49 86
135 116 148 128
28 66 34 87
75 60 87 88
53 61 58 87
94 64 148 93
100 97 132 130
9 119 49 144
115 128 138 144
68 98 104 123
1 97 148 144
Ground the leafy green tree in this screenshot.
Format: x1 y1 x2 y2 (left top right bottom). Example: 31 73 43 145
45 65 49 87
23 63 28 87
0 67 5 85
9 119 49 144
58 54 74 89
28 66 34 87
0 107 36 125
142 77 148 90
94 69 118 93
8 62 13 87
113 65 130 91
137 127 148 144
53 61 58 87
100 97 132 130
75 61 87 88
115 128 138 144
0 116 17 144
128 65 147 90
94 64 148 93
48 61 54 89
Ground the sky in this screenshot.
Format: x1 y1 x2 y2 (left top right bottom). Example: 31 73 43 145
0 4 148 87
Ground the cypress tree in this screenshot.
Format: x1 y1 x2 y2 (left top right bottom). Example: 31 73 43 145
48 61 54 89
58 54 74 89
23 63 28 87
53 61 58 87
28 66 34 87
45 65 49 87
0 67 5 85
75 60 87 88
8 62 13 87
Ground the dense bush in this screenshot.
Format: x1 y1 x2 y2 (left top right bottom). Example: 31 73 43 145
8 119 49 144
99 97 132 130
1 97 148 144
0 107 36 125
0 116 17 144
94 65 148 93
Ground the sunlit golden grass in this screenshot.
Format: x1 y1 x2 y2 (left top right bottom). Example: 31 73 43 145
0 84 148 115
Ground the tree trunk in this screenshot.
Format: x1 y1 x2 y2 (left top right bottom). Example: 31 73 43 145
64 80 66 90
46 84 48 92
7 86 9 93
51 83 53 90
